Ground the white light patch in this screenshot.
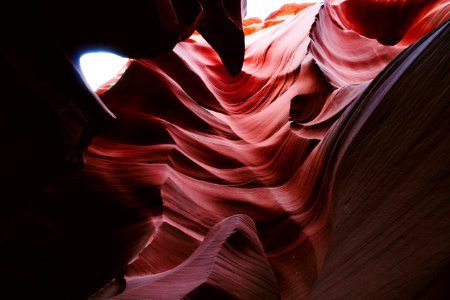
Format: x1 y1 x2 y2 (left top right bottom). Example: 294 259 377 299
79 52 128 91
246 0 319 20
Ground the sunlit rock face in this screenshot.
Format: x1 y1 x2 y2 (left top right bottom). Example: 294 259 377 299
1 1 450 299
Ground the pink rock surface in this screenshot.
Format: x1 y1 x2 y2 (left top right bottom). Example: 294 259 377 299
90 2 450 298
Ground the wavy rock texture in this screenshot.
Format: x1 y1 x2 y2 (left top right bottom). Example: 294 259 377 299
90 1 450 299
2 0 450 299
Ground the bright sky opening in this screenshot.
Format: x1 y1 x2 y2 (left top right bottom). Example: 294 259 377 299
79 52 129 91
79 0 319 91
246 0 319 19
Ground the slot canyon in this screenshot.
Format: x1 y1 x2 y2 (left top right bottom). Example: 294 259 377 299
1 0 449 299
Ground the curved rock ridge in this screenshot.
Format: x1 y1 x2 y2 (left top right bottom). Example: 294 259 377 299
113 215 279 300
308 19 450 299
2 0 449 299
329 0 450 45
80 1 450 299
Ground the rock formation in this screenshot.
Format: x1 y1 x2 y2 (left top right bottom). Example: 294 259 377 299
1 1 449 299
